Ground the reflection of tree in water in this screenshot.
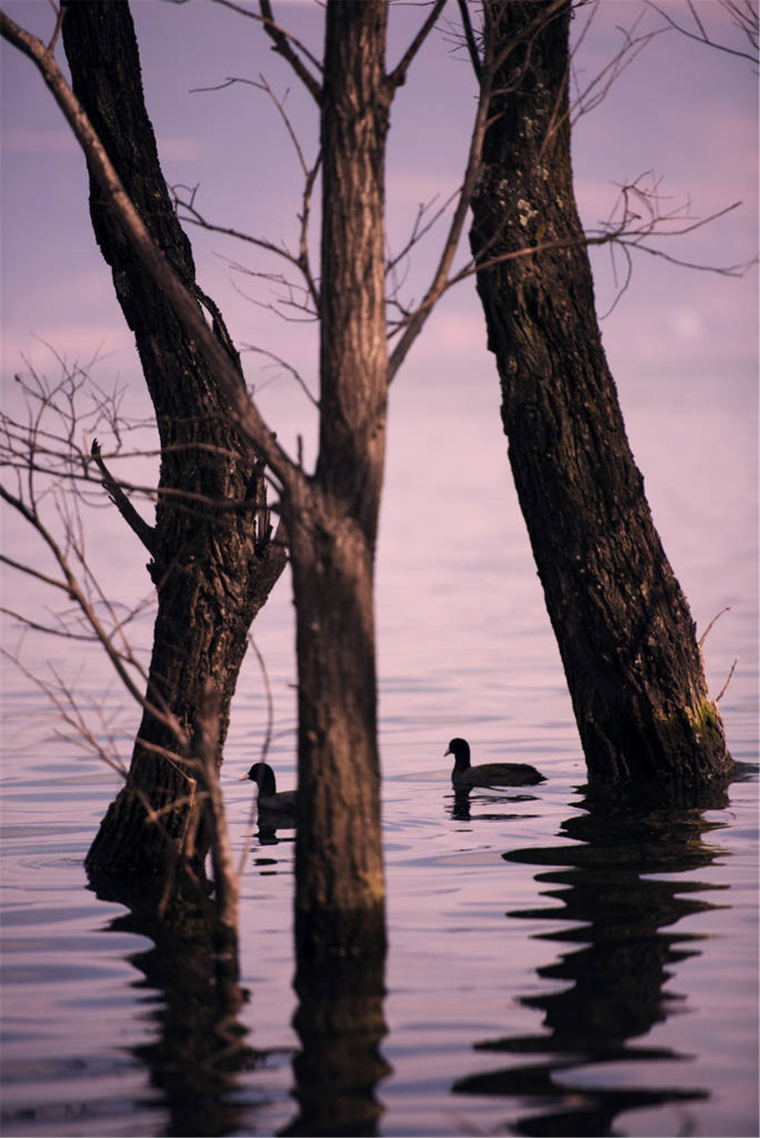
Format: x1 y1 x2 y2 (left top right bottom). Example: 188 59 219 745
100 840 389 1137
103 877 281 1138
283 954 391 1137
453 782 732 1137
243 822 391 1136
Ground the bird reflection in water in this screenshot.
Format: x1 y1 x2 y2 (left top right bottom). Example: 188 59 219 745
256 810 297 846
450 788 542 824
452 780 732 1137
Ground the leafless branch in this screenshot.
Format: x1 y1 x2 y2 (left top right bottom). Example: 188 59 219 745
1 598 151 645
0 370 181 740
258 0 322 103
234 73 322 312
91 438 156 553
46 1 64 52
456 0 482 80
235 634 275 877
198 0 323 103
228 266 319 324
569 4 669 122
0 8 298 489
644 0 759 66
0 482 167 718
172 181 321 315
387 0 449 90
172 183 296 263
0 547 70 594
387 0 569 381
386 187 460 283
716 658 739 702
389 165 753 331
241 343 319 408
0 646 130 779
699 605 732 648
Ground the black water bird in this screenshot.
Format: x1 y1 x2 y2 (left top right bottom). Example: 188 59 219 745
445 737 545 790
239 762 297 813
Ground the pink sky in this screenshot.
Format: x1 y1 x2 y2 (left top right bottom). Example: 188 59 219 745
1 1 756 401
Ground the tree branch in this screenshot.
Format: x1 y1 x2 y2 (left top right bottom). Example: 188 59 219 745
91 438 156 554
0 8 299 496
258 0 322 103
645 0 759 65
0 481 179 741
456 0 482 81
387 0 569 381
172 182 321 314
387 0 448 90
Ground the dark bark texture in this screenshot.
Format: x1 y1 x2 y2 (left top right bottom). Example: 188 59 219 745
470 1 733 786
288 0 390 958
62 1 286 887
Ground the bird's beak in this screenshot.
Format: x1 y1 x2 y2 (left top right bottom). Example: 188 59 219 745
444 746 452 757
239 773 249 781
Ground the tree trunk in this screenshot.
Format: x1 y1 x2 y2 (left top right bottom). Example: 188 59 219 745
61 1 286 889
470 1 733 786
287 0 390 958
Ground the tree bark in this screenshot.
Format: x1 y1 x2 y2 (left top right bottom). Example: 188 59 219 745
470 1 734 786
287 0 390 958
61 1 286 889
9 0 414 954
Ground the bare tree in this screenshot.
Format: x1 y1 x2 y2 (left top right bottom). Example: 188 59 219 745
2 0 749 957
1 365 243 950
1 0 455 957
467 0 742 786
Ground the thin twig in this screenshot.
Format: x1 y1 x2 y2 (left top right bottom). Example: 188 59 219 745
235 634 276 878
716 658 738 702
241 343 319 408
645 0 758 64
699 606 732 648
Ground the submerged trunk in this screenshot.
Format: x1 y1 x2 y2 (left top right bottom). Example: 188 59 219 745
288 0 390 958
290 499 386 957
62 1 286 888
470 1 733 786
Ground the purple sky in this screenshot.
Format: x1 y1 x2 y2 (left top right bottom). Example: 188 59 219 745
1 1 756 408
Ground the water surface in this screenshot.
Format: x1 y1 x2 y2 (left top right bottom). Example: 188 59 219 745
1 368 757 1136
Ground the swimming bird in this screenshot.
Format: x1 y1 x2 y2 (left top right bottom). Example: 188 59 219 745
239 762 297 813
445 737 545 790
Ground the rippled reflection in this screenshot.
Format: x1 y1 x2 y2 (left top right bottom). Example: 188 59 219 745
102 879 269 1138
449 788 543 823
283 953 391 1136
452 781 732 1136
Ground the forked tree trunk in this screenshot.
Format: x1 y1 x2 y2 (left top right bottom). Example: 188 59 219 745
470 0 733 786
288 1 390 958
62 1 286 889
9 0 397 953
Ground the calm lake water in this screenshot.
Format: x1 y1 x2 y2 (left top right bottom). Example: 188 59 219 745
1 360 757 1137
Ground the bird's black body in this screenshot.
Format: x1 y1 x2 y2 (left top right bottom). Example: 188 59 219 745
445 737 545 790
240 762 297 813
